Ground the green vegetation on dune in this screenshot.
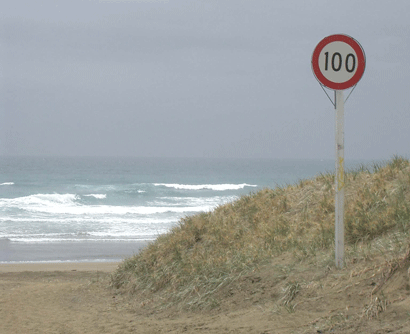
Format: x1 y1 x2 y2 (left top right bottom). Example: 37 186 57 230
110 156 410 310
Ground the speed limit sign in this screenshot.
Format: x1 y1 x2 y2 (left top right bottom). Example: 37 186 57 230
312 34 366 269
312 34 366 90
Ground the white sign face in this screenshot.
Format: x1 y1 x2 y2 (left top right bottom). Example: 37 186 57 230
312 34 365 90
318 41 357 84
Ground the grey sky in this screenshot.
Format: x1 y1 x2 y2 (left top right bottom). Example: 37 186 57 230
1 0 409 159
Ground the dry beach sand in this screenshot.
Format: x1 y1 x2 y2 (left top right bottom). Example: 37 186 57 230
1 256 409 334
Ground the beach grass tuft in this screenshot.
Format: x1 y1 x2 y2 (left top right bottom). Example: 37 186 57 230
110 156 410 310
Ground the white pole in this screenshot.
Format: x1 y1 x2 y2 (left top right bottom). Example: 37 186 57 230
335 90 345 268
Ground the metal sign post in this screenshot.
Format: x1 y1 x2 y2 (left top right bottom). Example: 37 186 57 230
312 34 365 268
335 90 345 268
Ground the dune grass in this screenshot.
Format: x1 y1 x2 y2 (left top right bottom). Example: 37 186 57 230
110 156 410 310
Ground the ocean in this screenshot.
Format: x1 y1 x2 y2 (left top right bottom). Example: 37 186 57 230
0 156 369 263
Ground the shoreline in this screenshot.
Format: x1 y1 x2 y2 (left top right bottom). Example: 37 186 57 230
0 240 150 263
0 261 120 273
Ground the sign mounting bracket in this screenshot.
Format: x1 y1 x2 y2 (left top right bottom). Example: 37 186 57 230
319 83 336 108
317 82 360 109
343 83 358 104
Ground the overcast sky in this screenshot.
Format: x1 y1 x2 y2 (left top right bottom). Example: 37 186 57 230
1 0 409 160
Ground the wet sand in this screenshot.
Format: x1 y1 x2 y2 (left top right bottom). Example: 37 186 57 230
0 261 120 273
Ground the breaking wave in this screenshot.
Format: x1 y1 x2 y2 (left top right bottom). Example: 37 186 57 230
83 194 107 199
153 183 257 191
0 193 219 215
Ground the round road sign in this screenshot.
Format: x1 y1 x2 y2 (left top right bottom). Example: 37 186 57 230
312 34 365 90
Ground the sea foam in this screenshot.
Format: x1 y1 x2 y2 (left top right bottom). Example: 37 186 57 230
83 194 107 199
0 193 216 215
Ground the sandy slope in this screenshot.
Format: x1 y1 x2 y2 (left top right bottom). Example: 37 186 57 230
0 261 409 334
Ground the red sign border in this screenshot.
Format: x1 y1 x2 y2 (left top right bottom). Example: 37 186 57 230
312 34 366 90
